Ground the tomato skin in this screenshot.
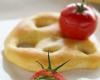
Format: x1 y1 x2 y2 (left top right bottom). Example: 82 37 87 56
59 3 97 40
32 69 64 80
32 70 48 79
53 72 64 80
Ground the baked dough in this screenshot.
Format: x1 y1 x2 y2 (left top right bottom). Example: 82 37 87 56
4 12 100 72
87 0 100 4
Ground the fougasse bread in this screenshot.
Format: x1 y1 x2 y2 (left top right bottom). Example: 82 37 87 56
4 12 100 72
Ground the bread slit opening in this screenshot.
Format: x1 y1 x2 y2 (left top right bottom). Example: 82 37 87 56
17 43 35 48
34 16 58 27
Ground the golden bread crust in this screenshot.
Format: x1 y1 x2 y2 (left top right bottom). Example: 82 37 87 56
4 12 100 72
87 0 100 4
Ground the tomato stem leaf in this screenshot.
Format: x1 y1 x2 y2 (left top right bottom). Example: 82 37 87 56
53 59 70 72
76 0 85 13
36 61 45 69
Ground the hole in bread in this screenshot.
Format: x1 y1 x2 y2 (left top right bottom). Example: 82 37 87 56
80 50 90 54
51 37 59 41
43 46 60 53
17 42 35 48
79 48 93 54
36 37 62 53
34 16 58 27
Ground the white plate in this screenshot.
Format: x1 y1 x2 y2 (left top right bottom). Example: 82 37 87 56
0 0 100 80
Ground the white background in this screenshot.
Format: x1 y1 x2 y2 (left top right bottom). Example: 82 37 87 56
0 0 99 20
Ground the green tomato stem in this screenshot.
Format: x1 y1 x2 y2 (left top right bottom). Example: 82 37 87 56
81 0 85 9
35 51 70 72
48 51 52 70
76 0 85 13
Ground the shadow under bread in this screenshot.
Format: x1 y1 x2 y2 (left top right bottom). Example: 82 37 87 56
2 51 33 80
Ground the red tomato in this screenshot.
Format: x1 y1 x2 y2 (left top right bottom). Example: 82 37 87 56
32 69 64 80
59 3 97 40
